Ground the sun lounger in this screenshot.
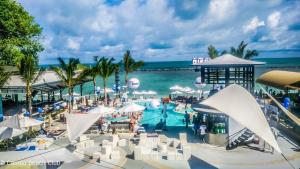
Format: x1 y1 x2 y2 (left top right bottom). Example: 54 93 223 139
93 151 101 161
134 146 142 160
118 139 127 147
110 149 120 159
101 145 112 159
183 145 191 160
167 150 176 160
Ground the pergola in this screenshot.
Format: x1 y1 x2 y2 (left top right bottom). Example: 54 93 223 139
0 71 92 102
192 54 265 90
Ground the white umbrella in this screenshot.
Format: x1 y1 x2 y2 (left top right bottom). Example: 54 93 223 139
0 127 26 140
147 90 157 95
19 117 43 128
119 103 145 113
171 91 183 95
140 91 148 95
170 85 183 91
92 105 115 116
181 87 192 93
132 91 142 95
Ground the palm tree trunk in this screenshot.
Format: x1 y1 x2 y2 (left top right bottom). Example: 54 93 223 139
103 79 107 105
26 84 32 117
93 78 97 102
68 87 72 113
125 72 128 91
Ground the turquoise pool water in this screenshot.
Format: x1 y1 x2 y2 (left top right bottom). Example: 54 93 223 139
138 102 191 127
105 102 193 127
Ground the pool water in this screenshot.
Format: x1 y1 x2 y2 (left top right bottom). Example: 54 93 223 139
138 102 192 127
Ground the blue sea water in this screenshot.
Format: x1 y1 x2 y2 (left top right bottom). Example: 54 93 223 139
40 57 300 97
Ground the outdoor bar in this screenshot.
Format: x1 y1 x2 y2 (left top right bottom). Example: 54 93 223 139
192 54 265 146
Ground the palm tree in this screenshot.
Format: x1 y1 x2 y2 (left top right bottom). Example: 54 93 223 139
17 55 42 116
98 57 115 105
0 67 11 87
52 57 84 113
123 50 144 86
114 62 121 98
207 45 218 59
230 41 258 59
0 67 11 116
82 56 100 101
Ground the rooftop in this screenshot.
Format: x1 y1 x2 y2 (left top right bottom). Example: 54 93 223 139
1 71 91 93
192 54 265 66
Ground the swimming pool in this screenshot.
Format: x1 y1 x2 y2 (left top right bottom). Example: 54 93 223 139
137 101 192 127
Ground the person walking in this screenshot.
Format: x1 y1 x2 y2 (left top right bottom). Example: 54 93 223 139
199 124 207 143
184 111 190 128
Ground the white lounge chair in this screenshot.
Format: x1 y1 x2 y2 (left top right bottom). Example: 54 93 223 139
110 149 120 159
118 139 127 147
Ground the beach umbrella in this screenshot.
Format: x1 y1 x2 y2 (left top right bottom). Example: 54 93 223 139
194 77 206 88
195 90 202 98
87 105 115 116
170 85 183 91
171 91 183 95
132 91 142 95
147 90 157 95
181 87 192 93
0 127 26 140
19 117 43 128
128 78 140 89
119 103 145 113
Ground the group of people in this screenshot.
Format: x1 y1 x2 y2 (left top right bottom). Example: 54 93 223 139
183 111 207 142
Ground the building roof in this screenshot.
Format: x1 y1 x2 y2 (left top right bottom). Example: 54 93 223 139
256 70 300 90
1 71 91 93
192 54 265 66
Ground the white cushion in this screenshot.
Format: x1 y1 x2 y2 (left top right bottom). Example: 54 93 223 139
118 139 127 147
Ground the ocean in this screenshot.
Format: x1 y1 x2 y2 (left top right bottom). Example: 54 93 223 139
41 57 300 97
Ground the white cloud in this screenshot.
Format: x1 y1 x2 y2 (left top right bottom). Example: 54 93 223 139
17 0 300 63
268 11 281 28
243 17 265 33
67 38 81 50
208 0 235 21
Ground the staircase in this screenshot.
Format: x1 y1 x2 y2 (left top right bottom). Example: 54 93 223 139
226 129 255 150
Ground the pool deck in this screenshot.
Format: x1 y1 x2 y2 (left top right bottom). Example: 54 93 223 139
1 126 299 169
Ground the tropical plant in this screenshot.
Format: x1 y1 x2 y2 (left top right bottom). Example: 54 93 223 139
230 41 258 59
0 0 43 66
123 50 144 85
207 45 218 59
0 67 11 88
82 56 100 100
114 62 122 98
17 55 42 116
98 57 115 105
52 57 84 113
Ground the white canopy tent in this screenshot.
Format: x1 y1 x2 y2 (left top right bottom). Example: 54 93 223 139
0 127 26 140
119 103 145 113
66 106 115 141
201 84 281 153
0 115 43 129
0 148 79 163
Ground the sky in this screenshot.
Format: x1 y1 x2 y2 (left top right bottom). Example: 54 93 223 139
18 0 300 64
